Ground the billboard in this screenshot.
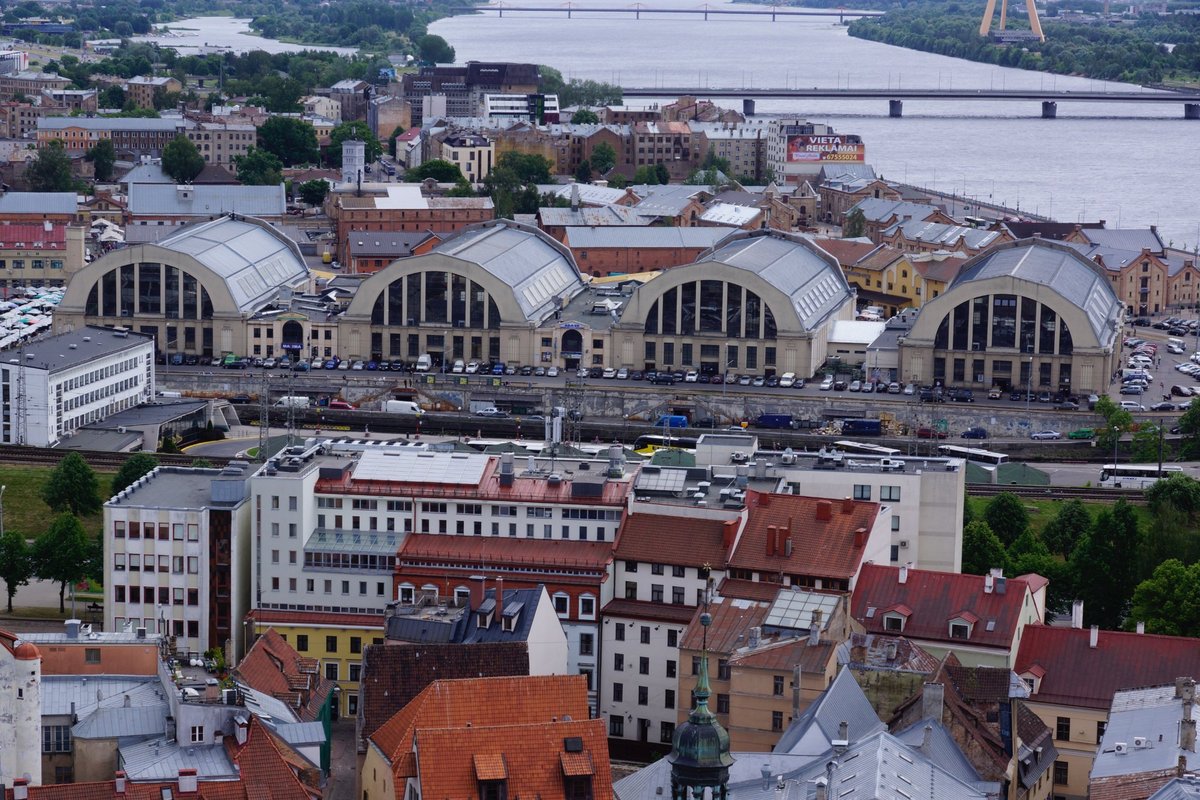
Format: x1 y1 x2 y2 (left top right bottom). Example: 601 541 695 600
786 134 865 163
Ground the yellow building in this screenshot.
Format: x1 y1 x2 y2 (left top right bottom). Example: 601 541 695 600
439 133 494 183
245 609 384 719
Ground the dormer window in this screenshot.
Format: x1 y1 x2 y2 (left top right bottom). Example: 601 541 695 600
479 780 507 800
948 612 978 640
883 614 904 632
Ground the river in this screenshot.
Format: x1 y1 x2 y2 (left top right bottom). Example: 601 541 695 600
134 16 357 56
431 0 1200 248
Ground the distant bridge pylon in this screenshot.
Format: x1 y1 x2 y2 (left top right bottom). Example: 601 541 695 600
980 0 1045 43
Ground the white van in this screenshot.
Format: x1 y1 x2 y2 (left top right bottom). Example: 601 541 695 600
779 372 796 387
274 396 310 409
451 359 465 374
383 399 423 415
415 353 432 372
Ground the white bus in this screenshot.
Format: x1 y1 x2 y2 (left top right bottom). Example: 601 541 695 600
834 440 901 457
1099 463 1184 489
937 445 1009 465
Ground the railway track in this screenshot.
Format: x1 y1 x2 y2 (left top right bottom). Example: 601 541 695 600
966 484 1146 503
0 444 231 471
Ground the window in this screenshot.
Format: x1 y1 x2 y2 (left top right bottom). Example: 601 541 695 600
325 662 339 680
615 624 625 642
692 656 702 675
1053 761 1068 785
639 656 649 675
610 716 624 736
1056 717 1070 741
772 711 784 731
553 593 569 617
884 614 904 632
717 694 730 714
651 563 664 575
1097 720 1107 744
580 633 594 656
326 636 338 653
892 515 901 532
638 686 648 705
350 637 362 654
853 484 871 500
666 659 676 678
651 584 663 603
950 622 970 639
296 634 308 652
718 659 730 680
43 725 72 753
881 485 901 502
612 682 623 702
579 595 596 619
614 653 624 671
624 581 637 600
672 586 685 604
773 675 785 696
667 630 678 648
640 626 650 644
672 565 685 578
661 721 675 743
625 560 638 573
190 725 204 743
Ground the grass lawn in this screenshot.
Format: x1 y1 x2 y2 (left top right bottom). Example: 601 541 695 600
0 466 115 539
964 495 1154 538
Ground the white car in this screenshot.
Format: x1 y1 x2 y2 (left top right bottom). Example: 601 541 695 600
547 366 559 377
903 383 916 395
616 367 629 379
848 380 862 392
451 359 465 373
602 367 617 379
465 360 480 374
1029 430 1062 440
1119 400 1145 411
819 377 834 391
684 370 699 383
779 372 796 388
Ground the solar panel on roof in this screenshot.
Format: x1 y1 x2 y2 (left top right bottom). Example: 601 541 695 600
353 449 488 484
634 468 688 494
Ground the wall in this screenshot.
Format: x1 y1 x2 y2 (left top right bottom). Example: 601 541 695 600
726 659 835 751
0 644 40 787
528 590 570 676
72 737 118 783
360 742 395 800
1025 699 1104 800
850 667 930 719
36 642 158 675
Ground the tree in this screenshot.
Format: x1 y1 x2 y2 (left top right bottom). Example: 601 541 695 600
983 492 1029 548
327 121 382 165
235 146 284 186
257 116 319 166
1007 529 1073 615
0 529 32 613
162 134 204 183
1127 559 1200 637
190 458 214 468
32 514 90 613
571 108 600 124
85 138 116 182
41 452 101 517
591 141 616 175
844 208 866 238
574 159 592 184
1094 395 1134 452
495 152 552 184
1071 500 1144 629
1146 472 1200 521
654 163 670 184
962 520 1007 576
607 172 627 189
417 34 455 64
100 85 125 108
26 140 75 191
406 159 464 183
445 179 477 198
1130 422 1164 463
298 179 329 207
1177 397 1200 459
1040 499 1091 558
110 453 159 496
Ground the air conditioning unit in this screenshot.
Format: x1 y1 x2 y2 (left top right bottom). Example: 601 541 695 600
899 540 909 548
1114 742 1129 754
1133 736 1148 748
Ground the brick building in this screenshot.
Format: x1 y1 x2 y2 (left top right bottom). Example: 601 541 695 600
326 184 493 261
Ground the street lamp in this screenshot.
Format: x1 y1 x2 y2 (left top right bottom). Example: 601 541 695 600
1112 425 1121 485
0 484 7 538
1026 357 1034 419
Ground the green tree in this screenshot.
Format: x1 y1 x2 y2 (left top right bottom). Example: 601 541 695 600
190 458 214 468
235 146 284 186
327 121 382 165
110 453 159 496
844 208 866 238
1071 500 1144 629
962 520 1007 576
607 172 627 189
407 159 464 183
495 151 553 184
41 452 101 517
162 134 204 183
100 85 125 108
0 529 32 613
654 163 670 184
387 125 405 158
257 116 320 166
1040 499 1091 558
571 108 600 124
983 492 1029 548
298 179 329 207
85 138 116 182
1177 398 1200 459
26 140 75 191
1131 422 1165 463
417 34 455 64
1094 395 1134 452
445 179 477 198
1146 472 1200 521
32 514 90 613
591 141 616 175
1127 559 1200 637
574 159 592 184
1007 529 1073 614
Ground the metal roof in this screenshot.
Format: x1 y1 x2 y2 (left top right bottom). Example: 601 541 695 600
3 326 152 373
850 197 940 224
42 675 163 716
128 183 286 218
123 163 172 185
72 702 169 739
952 239 1124 345
884 218 1002 250
155 215 308 313
0 191 76 215
563 225 736 249
536 183 629 206
699 203 759 226
697 232 853 332
435 222 585 321
1150 777 1200 800
1081 227 1164 254
39 117 187 132
119 738 236 780
273 721 326 746
774 667 886 757
106 466 227 510
1092 683 1200 779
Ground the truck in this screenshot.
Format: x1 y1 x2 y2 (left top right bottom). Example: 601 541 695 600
654 415 689 428
415 353 432 372
274 396 310 409
383 399 423 415
841 418 883 436
754 414 795 429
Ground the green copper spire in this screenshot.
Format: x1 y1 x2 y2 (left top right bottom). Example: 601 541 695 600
669 578 734 800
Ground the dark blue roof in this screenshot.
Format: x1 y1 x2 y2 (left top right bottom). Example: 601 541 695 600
384 586 542 645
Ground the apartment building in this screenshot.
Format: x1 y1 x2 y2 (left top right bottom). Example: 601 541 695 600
631 121 701 181
185 121 256 168
103 463 252 660
439 133 493 182
0 222 86 292
325 184 494 261
766 118 864 186
125 76 182 109
0 71 68 101
37 117 191 159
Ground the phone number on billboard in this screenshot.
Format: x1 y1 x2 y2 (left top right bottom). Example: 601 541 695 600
823 153 864 161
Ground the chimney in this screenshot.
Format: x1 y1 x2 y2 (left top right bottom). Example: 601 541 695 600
766 525 777 556
1177 678 1196 703
841 496 853 514
816 500 833 521
115 772 127 795
814 778 828 800
792 665 802 718
65 618 80 639
853 527 867 549
178 768 198 794
784 531 793 557
496 576 504 612
1089 625 1099 649
13 780 28 800
234 717 248 746
468 574 486 609
1137 621 1146 634
833 721 849 753
921 723 933 752
760 765 772 792
722 519 737 550
898 564 908 584
1071 600 1084 629
922 682 945 722
1183 719 1197 753
984 574 994 594
1180 755 1190 777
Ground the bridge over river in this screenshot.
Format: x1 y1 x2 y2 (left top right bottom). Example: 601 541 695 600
450 3 883 20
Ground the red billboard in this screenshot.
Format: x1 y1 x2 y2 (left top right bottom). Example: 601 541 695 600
786 134 865 163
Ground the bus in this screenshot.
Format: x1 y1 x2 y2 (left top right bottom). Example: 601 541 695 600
633 434 699 452
834 440 901 457
1099 463 1184 489
937 445 1009 465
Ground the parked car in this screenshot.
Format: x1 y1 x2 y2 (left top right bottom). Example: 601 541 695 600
684 370 699 383
849 380 862 392
819 377 834 391
833 380 848 391
1151 402 1179 412
1055 401 1080 411
1030 430 1062 440
1119 400 1145 411
888 382 902 394
603 367 617 379
475 407 509 418
616 367 629 379
916 426 948 439
547 366 560 377
961 427 989 439
1131 317 1152 326
1067 428 1095 440
328 400 356 410
987 388 1003 399
1120 385 1145 395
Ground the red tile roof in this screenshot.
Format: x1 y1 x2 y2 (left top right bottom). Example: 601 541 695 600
679 596 769 654
398 534 615 572
414 718 612 800
1015 626 1200 710
717 578 784 602
1089 769 1180 800
728 638 836 673
614 513 732 568
232 629 336 723
851 564 1037 650
370 674 590 763
0 223 65 250
600 598 698 625
730 492 880 581
814 238 882 265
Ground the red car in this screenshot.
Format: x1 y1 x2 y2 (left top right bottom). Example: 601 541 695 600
916 426 948 439
327 400 356 410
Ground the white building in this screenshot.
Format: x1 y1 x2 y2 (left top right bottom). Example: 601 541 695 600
0 327 155 447
483 93 560 123
0 630 41 788
103 463 253 660
765 118 865 186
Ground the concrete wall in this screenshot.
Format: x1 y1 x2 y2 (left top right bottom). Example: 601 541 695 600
72 737 118 783
850 667 930 719
0 644 40 787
